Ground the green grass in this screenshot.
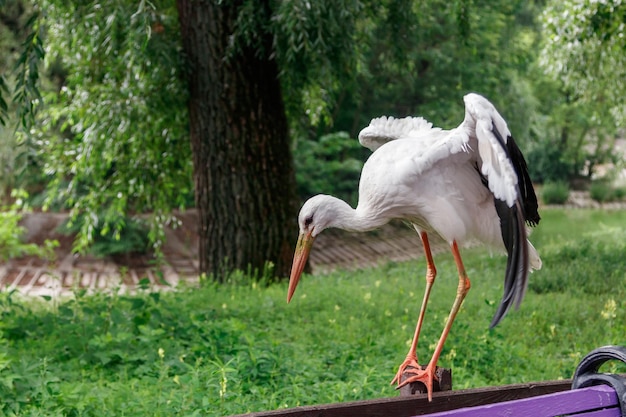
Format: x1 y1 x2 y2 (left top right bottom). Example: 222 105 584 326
1 208 626 416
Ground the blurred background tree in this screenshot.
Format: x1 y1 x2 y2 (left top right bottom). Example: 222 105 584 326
0 0 624 279
535 0 626 183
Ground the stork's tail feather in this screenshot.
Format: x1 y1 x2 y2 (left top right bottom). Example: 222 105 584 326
490 199 529 329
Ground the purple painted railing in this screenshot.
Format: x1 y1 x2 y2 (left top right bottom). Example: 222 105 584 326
421 384 619 417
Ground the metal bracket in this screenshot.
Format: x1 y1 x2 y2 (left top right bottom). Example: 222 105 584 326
572 345 626 417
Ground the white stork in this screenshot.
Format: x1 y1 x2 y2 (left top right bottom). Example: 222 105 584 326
287 93 541 401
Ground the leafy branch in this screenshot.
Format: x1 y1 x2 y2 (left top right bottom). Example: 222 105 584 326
12 10 45 130
0 5 45 129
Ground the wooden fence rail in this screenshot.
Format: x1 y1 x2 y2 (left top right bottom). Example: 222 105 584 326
230 380 572 417
230 346 626 417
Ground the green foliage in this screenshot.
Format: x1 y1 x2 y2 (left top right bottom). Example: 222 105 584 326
590 181 612 203
268 0 363 128
59 214 150 257
0 208 624 415
227 0 366 132
0 2 47 200
0 189 56 261
0 119 21 201
526 67 620 182
32 0 193 254
0 2 44 128
293 131 366 205
231 0 543 142
12 10 44 130
537 0 625 181
332 0 542 138
526 135 575 183
540 0 626 127
0 113 46 204
541 181 570 205
589 181 625 203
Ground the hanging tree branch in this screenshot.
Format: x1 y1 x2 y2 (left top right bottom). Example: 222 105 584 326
12 9 44 130
0 4 44 129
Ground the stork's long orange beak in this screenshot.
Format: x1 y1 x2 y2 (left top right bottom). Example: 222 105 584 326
287 230 315 303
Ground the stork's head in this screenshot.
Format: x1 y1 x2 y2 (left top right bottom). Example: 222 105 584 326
287 194 349 302
297 194 340 236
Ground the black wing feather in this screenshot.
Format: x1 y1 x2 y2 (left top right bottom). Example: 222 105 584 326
487 122 539 327
490 123 541 226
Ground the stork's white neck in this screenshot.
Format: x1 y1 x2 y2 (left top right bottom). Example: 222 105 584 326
306 195 389 236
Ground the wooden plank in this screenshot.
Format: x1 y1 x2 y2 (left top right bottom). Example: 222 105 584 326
228 380 572 417
21 268 43 294
6 267 28 292
425 385 618 417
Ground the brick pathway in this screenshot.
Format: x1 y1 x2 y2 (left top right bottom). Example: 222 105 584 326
2 191 622 296
3 211 440 297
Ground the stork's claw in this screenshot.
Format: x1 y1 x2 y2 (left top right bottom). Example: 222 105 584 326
391 356 438 401
391 355 421 386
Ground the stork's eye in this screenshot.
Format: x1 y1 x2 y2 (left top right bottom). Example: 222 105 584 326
304 216 313 227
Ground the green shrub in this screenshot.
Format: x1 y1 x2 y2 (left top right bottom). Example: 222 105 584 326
541 181 570 205
59 214 150 257
589 181 622 203
614 187 626 200
294 131 366 206
0 190 57 261
526 139 573 183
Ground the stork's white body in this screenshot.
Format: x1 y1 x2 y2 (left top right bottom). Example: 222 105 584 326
357 133 503 249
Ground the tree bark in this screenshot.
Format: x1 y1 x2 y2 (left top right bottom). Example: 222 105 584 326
177 0 298 281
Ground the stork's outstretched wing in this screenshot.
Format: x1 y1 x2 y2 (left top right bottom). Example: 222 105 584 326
462 93 540 223
461 93 540 327
358 116 440 152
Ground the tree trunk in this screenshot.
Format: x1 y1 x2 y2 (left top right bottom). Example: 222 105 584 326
177 0 298 281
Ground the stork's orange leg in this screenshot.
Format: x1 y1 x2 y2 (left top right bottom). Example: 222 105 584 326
391 232 437 386
396 240 471 401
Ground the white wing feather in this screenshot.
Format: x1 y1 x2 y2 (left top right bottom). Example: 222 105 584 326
358 116 439 151
358 94 520 207
462 93 519 207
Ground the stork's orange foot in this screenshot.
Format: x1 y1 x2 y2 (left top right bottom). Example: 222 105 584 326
391 355 421 386
391 357 438 401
